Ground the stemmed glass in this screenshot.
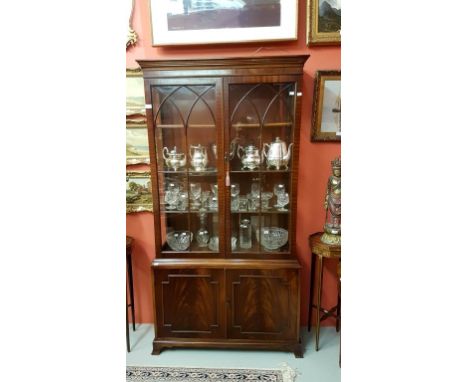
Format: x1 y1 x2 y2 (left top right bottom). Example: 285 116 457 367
200 191 210 211
274 183 289 211
273 183 286 197
251 182 260 198
165 182 180 210
189 183 202 210
276 192 289 211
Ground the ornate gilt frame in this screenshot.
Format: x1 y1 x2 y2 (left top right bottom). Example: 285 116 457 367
307 0 341 46
126 68 150 165
127 0 137 49
126 171 153 213
311 70 341 142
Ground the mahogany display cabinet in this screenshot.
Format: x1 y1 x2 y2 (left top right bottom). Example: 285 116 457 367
137 55 309 357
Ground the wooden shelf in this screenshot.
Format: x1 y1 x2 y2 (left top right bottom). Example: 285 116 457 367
229 169 291 174
230 210 290 214
160 209 219 214
157 124 216 129
159 169 217 175
231 122 292 129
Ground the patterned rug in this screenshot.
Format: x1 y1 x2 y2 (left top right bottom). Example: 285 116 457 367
126 365 297 382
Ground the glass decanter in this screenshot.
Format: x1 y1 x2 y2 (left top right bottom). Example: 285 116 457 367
195 213 210 247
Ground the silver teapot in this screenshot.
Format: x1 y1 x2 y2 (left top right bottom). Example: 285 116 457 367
263 137 293 170
162 146 186 171
237 144 262 170
190 144 208 171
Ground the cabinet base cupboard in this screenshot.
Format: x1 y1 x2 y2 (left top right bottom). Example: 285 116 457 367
137 55 309 357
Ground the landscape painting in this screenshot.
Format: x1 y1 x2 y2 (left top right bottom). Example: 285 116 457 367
126 69 146 125
307 0 341 45
151 0 297 45
126 127 150 164
126 172 153 213
318 0 340 33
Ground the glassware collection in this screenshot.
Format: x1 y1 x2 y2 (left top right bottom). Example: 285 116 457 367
231 182 289 212
163 179 290 251
160 136 292 252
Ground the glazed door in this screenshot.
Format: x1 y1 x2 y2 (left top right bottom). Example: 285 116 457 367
146 78 226 258
226 268 299 340
223 76 301 259
154 268 225 338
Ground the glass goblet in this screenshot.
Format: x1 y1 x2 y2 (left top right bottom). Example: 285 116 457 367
276 192 289 211
189 183 201 210
273 183 286 196
251 182 260 198
230 183 240 198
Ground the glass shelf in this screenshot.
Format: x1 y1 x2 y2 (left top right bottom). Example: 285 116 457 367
157 124 216 129
231 122 292 129
229 169 291 174
159 169 218 175
231 210 290 214
160 209 219 214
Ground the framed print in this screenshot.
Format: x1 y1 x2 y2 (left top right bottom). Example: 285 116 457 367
127 125 150 165
150 0 298 45
127 69 149 164
307 0 341 45
126 68 146 125
311 70 341 142
126 172 153 213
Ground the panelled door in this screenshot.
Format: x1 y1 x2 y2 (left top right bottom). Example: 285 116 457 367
154 268 225 338
222 76 302 259
145 78 226 258
226 268 299 340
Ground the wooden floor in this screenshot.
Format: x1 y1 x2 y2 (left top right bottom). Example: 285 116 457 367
126 324 341 382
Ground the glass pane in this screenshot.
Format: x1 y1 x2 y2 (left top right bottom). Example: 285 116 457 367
228 82 295 255
229 83 295 172
152 83 220 254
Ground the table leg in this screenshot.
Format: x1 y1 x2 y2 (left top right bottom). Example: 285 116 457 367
315 255 323 351
127 252 136 331
336 290 341 332
307 252 316 332
126 294 130 352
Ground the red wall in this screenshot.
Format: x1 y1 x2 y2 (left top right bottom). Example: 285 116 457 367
126 0 341 326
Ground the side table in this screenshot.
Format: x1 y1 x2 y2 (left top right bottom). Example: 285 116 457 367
126 236 135 352
307 232 341 351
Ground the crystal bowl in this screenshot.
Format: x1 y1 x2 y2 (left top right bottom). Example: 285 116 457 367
167 231 192 251
259 227 288 250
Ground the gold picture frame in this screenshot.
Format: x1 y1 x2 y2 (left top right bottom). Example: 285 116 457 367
307 0 341 46
311 71 341 142
126 171 153 213
126 69 150 165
